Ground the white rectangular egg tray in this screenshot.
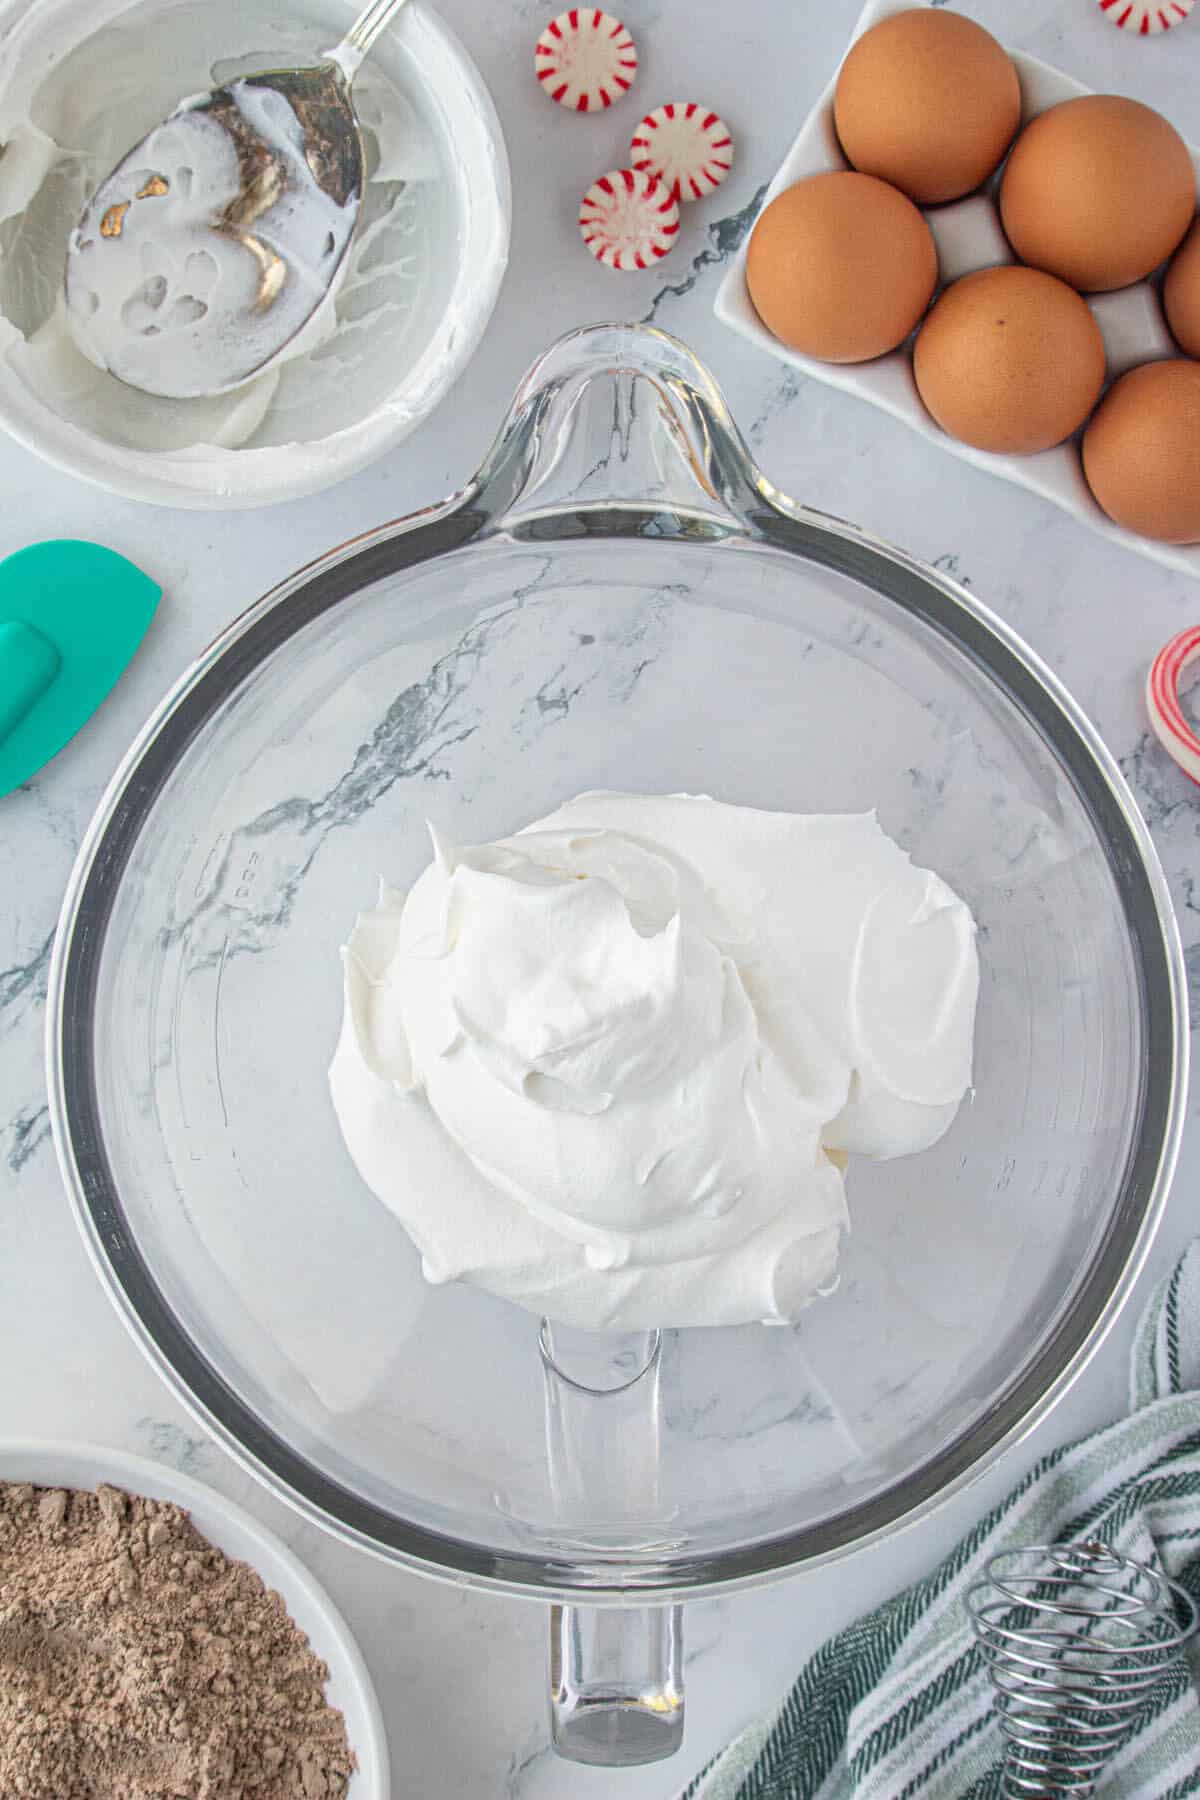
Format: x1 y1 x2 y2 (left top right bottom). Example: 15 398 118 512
714 0 1200 581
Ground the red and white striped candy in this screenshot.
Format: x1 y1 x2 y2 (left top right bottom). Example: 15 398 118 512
1147 625 1200 785
630 103 734 202
1098 0 1193 31
579 168 679 270
535 9 638 112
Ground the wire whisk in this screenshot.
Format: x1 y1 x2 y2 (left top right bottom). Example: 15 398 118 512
966 1539 1198 1798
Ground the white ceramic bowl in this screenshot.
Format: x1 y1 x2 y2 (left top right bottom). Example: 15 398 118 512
714 0 1200 582
0 0 510 508
0 1441 389 1799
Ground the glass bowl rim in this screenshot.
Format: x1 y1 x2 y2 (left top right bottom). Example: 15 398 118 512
46 325 1190 1600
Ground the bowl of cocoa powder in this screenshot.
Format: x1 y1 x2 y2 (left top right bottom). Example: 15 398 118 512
0 1443 388 1800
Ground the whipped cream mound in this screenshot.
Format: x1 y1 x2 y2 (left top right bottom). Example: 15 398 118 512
329 794 979 1331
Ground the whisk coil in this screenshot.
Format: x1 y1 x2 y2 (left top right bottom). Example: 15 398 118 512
966 1539 1197 1798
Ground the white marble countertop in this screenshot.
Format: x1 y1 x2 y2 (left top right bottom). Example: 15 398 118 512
1 0 1198 1793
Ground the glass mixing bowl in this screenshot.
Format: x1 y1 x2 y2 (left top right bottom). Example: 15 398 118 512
48 324 1187 1765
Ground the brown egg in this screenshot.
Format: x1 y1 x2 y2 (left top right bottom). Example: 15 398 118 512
1000 97 1196 293
1164 217 1200 359
913 267 1106 455
1082 360 1200 544
834 10 1020 206
746 173 937 363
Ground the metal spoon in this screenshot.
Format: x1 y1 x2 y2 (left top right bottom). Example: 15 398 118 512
64 0 413 400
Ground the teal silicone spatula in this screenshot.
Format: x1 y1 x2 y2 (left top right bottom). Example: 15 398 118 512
0 541 161 798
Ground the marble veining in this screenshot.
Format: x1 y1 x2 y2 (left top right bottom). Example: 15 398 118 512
1185 949 1200 1031
642 186 767 324
5 1101 50 1175
156 572 677 989
503 1736 553 1800
1 929 55 1174
135 1418 217 1477
1118 734 1200 1027
0 928 53 1022
747 366 805 449
161 594 535 971
1119 732 1200 835
665 1380 836 1446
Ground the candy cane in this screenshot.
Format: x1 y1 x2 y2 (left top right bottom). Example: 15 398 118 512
1147 625 1200 785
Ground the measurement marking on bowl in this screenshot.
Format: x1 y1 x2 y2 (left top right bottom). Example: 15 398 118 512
233 852 260 909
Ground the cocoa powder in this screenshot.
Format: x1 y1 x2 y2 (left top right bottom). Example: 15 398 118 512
0 1479 357 1799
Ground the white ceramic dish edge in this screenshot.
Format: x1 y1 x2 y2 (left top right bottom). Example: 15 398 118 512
713 0 1200 582
0 1440 389 1798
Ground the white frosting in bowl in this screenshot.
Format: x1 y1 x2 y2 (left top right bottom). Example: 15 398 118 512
64 76 360 400
330 793 979 1331
0 0 509 505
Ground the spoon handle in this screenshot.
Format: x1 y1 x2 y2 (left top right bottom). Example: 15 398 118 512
333 0 413 79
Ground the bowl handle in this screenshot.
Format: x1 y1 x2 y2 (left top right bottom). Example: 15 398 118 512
550 1600 684 1766
470 322 774 536
541 1320 685 1766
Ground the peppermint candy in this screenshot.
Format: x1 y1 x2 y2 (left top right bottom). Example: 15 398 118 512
630 103 734 201
579 168 680 270
1098 0 1193 32
535 9 638 112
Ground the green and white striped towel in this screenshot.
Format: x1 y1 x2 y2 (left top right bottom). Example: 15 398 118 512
684 1241 1200 1800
